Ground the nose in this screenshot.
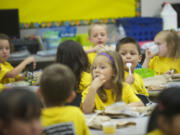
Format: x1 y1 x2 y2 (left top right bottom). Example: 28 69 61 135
125 53 131 59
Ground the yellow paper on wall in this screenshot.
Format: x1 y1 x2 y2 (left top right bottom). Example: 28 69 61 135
0 0 135 23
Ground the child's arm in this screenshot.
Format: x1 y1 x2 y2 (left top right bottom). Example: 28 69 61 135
5 56 36 78
142 48 155 68
82 75 105 114
85 45 104 54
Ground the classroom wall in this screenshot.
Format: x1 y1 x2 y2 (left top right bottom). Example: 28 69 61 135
0 0 136 23
141 0 180 17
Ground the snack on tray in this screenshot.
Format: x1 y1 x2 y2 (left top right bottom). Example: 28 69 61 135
100 102 155 118
171 73 180 81
143 74 171 91
86 115 136 130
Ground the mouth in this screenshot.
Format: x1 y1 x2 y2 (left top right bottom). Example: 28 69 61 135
97 41 103 44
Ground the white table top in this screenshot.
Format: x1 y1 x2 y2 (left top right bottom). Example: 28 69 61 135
89 116 149 135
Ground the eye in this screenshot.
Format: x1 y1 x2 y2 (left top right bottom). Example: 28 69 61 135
100 65 105 69
92 66 96 70
101 33 105 37
120 52 126 56
131 52 136 55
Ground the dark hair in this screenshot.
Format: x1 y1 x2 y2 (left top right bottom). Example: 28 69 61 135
0 87 41 128
116 37 141 54
40 63 75 106
147 87 180 132
56 40 90 91
0 33 13 52
92 51 124 102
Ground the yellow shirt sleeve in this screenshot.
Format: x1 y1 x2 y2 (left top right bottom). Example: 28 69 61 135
0 62 20 84
78 72 92 93
149 56 180 75
122 83 141 104
147 129 165 135
87 53 97 65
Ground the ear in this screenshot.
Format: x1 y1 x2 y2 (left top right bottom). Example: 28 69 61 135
37 87 45 106
37 87 42 98
66 91 76 103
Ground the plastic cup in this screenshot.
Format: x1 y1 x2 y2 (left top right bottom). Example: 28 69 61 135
102 122 116 135
149 44 159 55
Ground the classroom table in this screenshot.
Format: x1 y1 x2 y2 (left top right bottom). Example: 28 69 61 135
88 116 149 135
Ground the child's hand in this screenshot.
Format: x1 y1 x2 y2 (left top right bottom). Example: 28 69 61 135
91 75 106 92
145 48 157 59
126 74 135 84
93 45 105 52
24 56 36 69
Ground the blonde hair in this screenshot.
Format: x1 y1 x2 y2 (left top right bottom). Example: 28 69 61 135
88 23 108 37
156 29 180 58
91 50 124 102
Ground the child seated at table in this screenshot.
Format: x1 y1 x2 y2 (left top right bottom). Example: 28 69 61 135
147 87 180 135
56 40 91 106
142 29 180 75
0 87 43 135
0 33 36 85
39 64 91 135
86 23 109 64
116 37 149 105
81 50 143 114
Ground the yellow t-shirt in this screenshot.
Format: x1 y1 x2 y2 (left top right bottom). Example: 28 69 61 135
125 71 149 96
87 52 97 65
0 62 20 84
147 129 165 135
41 106 91 135
149 56 180 75
77 72 92 93
81 83 141 110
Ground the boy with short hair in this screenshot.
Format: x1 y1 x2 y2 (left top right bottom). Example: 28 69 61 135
39 63 91 135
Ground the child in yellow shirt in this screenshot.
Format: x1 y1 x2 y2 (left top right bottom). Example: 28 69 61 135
86 23 109 64
143 29 180 75
0 33 36 85
56 40 91 106
116 37 149 105
81 51 143 114
39 64 91 135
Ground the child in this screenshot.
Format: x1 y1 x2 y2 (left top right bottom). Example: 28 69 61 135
39 64 91 135
0 33 36 84
86 23 109 64
81 50 143 114
0 87 42 135
147 87 180 135
56 40 91 106
142 29 180 75
116 37 149 105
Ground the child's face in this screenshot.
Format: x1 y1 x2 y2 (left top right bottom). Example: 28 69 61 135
118 43 141 71
89 25 108 46
92 55 114 85
0 39 10 62
154 34 169 57
159 114 180 135
2 118 42 135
